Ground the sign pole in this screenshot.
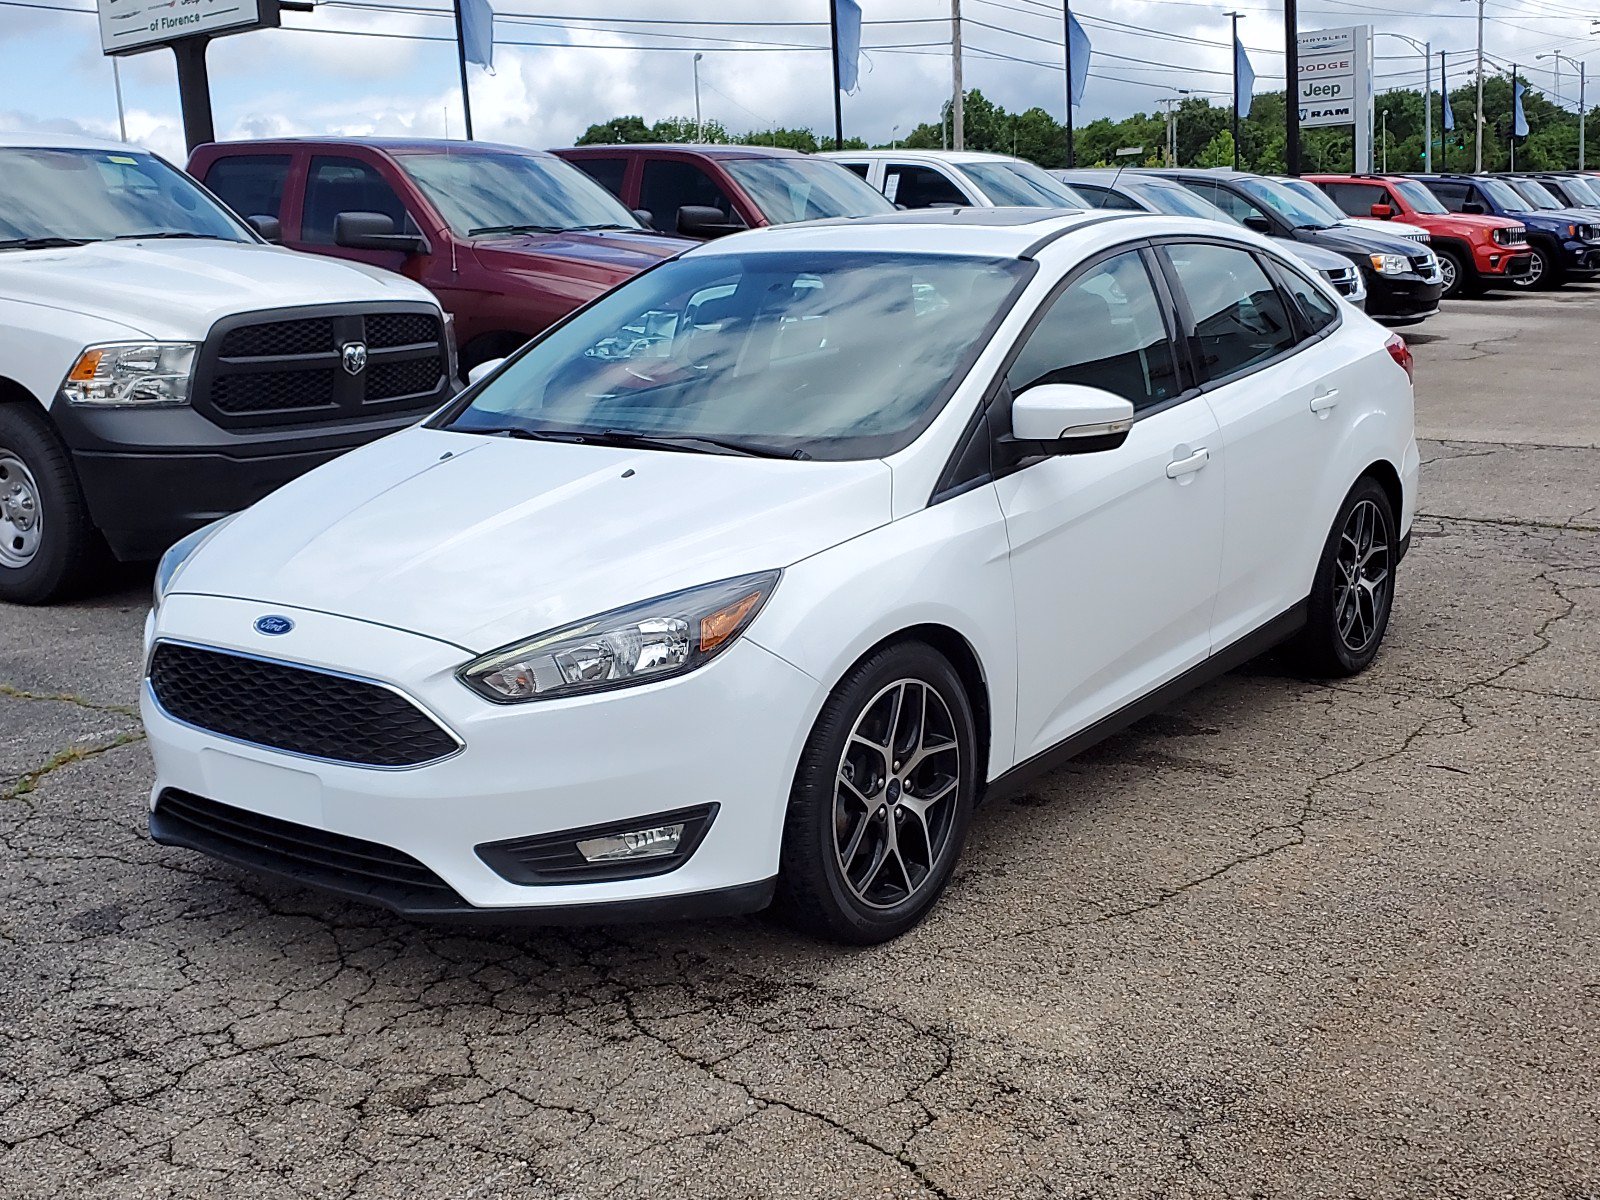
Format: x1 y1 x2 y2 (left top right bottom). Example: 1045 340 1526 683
1063 0 1075 168
1284 0 1300 174
171 36 215 153
1230 12 1241 170
1423 40 1432 173
451 0 475 139
828 1 844 150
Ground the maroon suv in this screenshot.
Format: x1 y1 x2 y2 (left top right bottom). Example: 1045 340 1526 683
188 138 687 373
552 144 896 238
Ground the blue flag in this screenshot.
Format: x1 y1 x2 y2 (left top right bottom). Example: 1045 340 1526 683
1513 77 1529 137
835 0 862 93
1067 11 1091 107
1442 55 1455 131
1234 35 1255 118
460 0 493 70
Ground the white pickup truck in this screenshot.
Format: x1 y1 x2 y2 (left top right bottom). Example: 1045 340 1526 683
0 132 455 604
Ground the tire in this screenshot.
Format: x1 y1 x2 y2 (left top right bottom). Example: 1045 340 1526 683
1435 247 1469 299
774 641 979 944
1512 244 1553 290
1287 476 1398 679
0 403 107 605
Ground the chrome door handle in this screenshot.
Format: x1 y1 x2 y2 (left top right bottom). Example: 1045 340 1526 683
1165 447 1210 479
1310 388 1341 414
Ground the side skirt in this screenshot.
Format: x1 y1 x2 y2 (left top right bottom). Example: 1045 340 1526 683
983 599 1308 803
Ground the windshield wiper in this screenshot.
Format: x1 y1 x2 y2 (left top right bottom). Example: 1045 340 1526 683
572 223 640 232
468 223 564 236
110 231 225 241
457 424 808 459
0 236 93 250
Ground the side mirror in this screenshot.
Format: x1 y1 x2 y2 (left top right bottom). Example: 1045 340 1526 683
1242 214 1273 234
1370 203 1394 219
1010 383 1135 454
1461 201 1486 215
466 357 507 386
631 208 655 227
247 213 282 242
334 211 428 254
676 205 745 238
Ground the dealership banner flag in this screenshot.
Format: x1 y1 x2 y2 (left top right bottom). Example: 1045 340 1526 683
1513 77 1529 137
1234 35 1255 118
1442 54 1455 131
835 0 862 93
461 0 494 70
1068 11 1091 107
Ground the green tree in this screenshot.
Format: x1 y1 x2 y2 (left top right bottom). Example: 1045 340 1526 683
1195 129 1236 169
575 115 653 145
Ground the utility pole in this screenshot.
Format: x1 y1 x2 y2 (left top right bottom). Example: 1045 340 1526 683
1062 0 1075 167
1510 62 1518 172
1230 11 1241 170
1380 34 1433 172
1470 0 1486 171
827 4 844 150
111 56 127 142
1539 51 1586 170
450 0 474 140
1440 49 1450 171
1285 0 1301 175
951 0 964 150
693 53 704 142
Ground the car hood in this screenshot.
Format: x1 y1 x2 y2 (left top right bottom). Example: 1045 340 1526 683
0 239 434 339
1291 224 1424 256
1424 212 1524 236
1341 217 1429 240
171 426 894 652
1276 240 1354 273
470 228 686 282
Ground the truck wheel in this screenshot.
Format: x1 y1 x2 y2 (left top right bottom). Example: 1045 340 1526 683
1435 248 1470 299
0 404 106 604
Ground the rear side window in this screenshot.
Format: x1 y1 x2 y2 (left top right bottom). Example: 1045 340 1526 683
884 164 968 209
1007 250 1180 411
838 161 871 178
302 156 412 244
203 154 291 221
570 157 627 199
1073 184 1140 210
1164 242 1299 382
1426 181 1470 211
638 159 739 232
1320 181 1383 217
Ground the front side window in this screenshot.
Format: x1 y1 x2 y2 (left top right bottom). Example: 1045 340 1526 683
559 157 629 203
1007 250 1180 411
1475 179 1531 213
885 164 969 208
202 154 291 222
0 147 250 246
838 161 871 178
1236 179 1336 230
1425 181 1470 211
442 251 1033 460
1320 181 1384 217
1200 184 1270 228
638 160 740 232
400 150 638 235
1165 242 1299 382
302 156 414 244
1134 180 1233 222
1391 179 1449 215
723 158 895 225
1275 178 1350 225
1507 179 1562 211
1073 184 1141 211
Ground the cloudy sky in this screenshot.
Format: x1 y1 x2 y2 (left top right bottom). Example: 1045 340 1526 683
2 0 1594 161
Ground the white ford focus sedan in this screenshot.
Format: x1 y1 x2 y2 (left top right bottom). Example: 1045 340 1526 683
142 209 1418 943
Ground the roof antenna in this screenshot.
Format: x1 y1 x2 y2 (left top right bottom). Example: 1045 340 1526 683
444 105 459 275
1104 145 1144 208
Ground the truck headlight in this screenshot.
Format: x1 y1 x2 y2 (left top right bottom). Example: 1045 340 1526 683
1369 254 1410 276
459 571 780 703
64 342 198 406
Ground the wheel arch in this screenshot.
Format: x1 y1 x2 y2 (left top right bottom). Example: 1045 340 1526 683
0 375 44 409
1360 457 1404 526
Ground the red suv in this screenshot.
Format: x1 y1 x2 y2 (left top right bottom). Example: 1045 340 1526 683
552 144 896 238
1308 173 1531 298
188 138 687 374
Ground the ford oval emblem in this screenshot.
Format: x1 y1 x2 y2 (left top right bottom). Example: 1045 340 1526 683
254 615 294 636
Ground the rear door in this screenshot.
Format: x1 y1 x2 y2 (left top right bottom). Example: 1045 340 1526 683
1157 239 1353 647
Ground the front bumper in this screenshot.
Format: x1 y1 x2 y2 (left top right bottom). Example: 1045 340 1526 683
141 594 819 922
1472 247 1533 284
1363 272 1444 324
1561 240 1600 273
51 401 446 561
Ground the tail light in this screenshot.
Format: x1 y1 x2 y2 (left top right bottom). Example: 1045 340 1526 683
1385 334 1414 383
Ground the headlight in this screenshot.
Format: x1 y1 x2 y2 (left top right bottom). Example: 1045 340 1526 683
152 513 238 612
1369 253 1410 276
459 571 780 703
64 342 198 406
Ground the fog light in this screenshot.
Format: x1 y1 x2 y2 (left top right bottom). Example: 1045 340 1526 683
1489 254 1501 266
576 822 685 862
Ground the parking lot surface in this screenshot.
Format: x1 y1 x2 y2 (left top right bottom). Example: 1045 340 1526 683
2 292 1597 1199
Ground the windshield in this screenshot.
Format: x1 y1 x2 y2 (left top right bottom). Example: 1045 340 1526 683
1560 176 1600 205
723 158 895 224
1131 179 1233 223
441 251 1033 460
1276 177 1350 224
1508 178 1563 210
1236 178 1334 229
0 147 251 246
399 149 641 235
1390 179 1448 215
1478 177 1531 212
963 161 1087 208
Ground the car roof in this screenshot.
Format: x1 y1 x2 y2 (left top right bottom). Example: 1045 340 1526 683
192 136 550 157
819 149 1040 165
0 130 147 153
552 143 804 159
1146 167 1254 182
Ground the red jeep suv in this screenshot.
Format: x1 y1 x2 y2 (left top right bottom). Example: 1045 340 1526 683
1308 173 1531 298
189 138 687 375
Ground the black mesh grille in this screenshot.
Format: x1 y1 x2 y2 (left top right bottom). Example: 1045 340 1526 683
366 313 442 348
152 789 468 909
365 355 444 401
149 643 458 768
211 369 337 414
220 318 336 358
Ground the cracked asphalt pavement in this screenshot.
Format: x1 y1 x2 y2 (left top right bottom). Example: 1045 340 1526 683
3 290 1598 1199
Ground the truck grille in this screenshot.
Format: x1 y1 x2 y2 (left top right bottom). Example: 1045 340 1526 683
1578 224 1600 242
194 304 449 429
148 642 459 769
1399 230 1430 243
1493 225 1528 246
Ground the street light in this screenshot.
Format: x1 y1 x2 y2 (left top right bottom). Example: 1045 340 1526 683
1377 32 1433 172
693 52 704 142
1541 49 1588 170
1158 89 1191 167
1381 108 1390 172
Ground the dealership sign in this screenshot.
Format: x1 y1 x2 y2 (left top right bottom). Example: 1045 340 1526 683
98 0 280 56
1297 24 1375 169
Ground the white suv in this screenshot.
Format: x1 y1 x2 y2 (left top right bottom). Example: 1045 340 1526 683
142 209 1419 943
0 133 453 604
822 149 1091 211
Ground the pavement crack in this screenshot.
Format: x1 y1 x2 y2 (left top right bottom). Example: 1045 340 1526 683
0 682 138 719
1 733 146 803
